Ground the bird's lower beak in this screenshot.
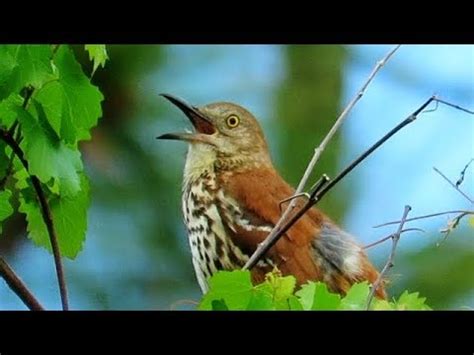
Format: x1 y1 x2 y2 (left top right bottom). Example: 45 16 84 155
157 94 216 142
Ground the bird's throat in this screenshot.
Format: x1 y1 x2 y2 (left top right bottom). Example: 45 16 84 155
183 143 217 188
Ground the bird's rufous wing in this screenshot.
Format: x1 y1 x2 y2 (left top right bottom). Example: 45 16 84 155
218 166 386 298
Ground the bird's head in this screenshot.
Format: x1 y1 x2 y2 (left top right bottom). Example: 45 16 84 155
157 94 271 169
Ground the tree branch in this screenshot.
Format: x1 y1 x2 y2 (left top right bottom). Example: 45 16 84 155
0 128 69 310
243 45 401 270
373 209 474 228
366 205 412 309
0 256 44 310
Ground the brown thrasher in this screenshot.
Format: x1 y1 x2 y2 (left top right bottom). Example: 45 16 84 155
158 94 386 299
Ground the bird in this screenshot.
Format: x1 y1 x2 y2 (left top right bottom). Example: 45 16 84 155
157 94 386 299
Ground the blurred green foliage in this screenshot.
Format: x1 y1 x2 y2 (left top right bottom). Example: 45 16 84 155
276 45 347 220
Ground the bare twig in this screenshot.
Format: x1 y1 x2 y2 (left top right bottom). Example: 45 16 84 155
0 256 44 310
434 98 474 114
367 205 412 309
0 128 69 310
243 45 401 270
278 174 330 212
373 209 474 228
363 227 425 249
438 211 472 246
433 167 473 204
456 158 473 188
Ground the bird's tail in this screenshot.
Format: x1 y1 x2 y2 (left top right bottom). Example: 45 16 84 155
312 220 387 299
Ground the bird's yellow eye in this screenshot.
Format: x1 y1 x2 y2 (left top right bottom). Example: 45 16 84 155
226 115 240 128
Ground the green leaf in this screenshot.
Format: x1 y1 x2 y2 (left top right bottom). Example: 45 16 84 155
35 45 103 143
0 93 23 127
247 288 275 310
0 45 55 96
12 157 29 190
288 295 304 310
85 45 109 75
295 282 316 310
247 272 297 310
18 104 83 197
0 47 17 84
266 272 297 302
371 299 395 310
0 142 10 179
198 270 254 310
18 174 90 259
34 82 63 137
395 291 431 310
0 189 13 232
311 283 341 310
211 299 228 310
340 282 371 310
295 282 341 310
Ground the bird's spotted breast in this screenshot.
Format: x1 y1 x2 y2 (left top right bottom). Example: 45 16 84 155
182 170 274 293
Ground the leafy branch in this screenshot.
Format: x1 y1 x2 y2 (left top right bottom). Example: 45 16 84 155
0 114 68 310
0 44 108 310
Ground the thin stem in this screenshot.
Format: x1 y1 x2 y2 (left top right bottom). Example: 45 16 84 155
435 98 474 114
363 228 424 249
433 167 474 204
243 45 401 270
438 211 472 246
0 129 69 310
456 158 474 188
366 205 412 309
373 210 474 228
0 256 44 310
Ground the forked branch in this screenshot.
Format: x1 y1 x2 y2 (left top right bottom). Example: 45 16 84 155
366 205 412 309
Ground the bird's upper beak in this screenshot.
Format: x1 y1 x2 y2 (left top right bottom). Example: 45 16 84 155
157 94 216 142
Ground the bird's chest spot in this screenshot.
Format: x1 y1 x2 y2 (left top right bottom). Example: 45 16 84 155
182 171 272 292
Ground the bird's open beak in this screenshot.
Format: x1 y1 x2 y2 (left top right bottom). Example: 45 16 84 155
157 94 216 142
